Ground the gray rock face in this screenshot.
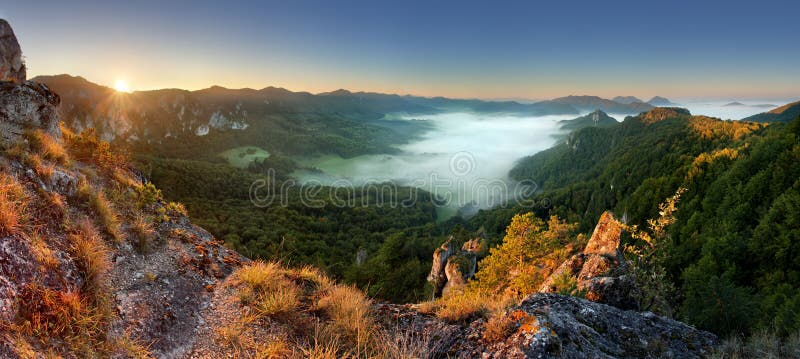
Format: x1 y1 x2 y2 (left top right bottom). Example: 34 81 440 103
0 19 25 82
0 81 61 143
375 293 717 358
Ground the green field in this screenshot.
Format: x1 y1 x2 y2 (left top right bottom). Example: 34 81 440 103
219 146 271 168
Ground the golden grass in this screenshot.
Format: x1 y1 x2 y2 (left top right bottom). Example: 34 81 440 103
0 173 27 236
255 284 301 318
131 215 155 253
316 285 375 351
25 129 69 165
234 261 285 291
296 265 335 292
78 182 122 242
422 290 516 323
69 219 111 297
226 261 425 358
27 231 59 269
16 284 108 345
482 312 515 342
111 333 153 359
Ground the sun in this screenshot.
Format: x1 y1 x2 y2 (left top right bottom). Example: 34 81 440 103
114 79 131 93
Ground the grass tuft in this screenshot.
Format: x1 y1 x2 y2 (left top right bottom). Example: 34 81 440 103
25 129 69 165
0 173 27 236
77 182 122 242
69 218 111 297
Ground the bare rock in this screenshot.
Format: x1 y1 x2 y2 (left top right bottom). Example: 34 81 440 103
0 19 25 82
375 293 717 358
0 81 61 143
540 211 639 310
428 236 482 297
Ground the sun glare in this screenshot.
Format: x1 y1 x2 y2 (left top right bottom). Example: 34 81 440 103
114 79 131 93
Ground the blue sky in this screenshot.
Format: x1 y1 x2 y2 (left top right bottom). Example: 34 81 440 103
2 0 799 99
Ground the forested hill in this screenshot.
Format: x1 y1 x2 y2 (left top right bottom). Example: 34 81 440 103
743 100 800 123
474 107 800 336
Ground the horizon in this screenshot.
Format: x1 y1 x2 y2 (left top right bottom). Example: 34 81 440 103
3 0 800 100
28 74 800 106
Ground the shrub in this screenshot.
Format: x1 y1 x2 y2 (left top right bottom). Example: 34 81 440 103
551 271 587 298
63 127 125 171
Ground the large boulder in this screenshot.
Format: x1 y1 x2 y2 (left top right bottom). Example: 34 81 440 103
539 211 639 310
0 19 25 82
375 293 717 358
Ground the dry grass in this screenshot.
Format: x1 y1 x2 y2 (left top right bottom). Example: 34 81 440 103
27 231 59 269
25 129 69 165
421 289 516 324
78 182 122 242
296 265 335 292
69 219 111 297
255 283 302 318
0 173 27 236
15 284 109 350
131 215 155 253
111 332 153 359
316 285 375 352
374 326 433 359
482 312 516 342
225 261 431 358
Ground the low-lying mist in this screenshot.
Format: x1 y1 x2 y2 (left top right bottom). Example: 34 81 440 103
293 112 574 219
291 99 790 219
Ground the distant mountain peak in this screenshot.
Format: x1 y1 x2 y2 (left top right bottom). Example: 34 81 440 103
646 96 677 106
612 96 643 104
323 89 353 96
723 101 745 107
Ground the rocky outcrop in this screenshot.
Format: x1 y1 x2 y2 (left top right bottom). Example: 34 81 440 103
0 20 25 82
0 79 61 144
375 293 717 358
428 237 482 297
539 211 639 310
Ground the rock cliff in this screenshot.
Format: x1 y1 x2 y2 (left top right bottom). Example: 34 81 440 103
539 211 638 310
0 19 25 82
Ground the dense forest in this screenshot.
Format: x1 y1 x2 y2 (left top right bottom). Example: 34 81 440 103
471 110 800 336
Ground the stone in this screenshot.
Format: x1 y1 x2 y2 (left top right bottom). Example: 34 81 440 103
0 81 61 143
0 19 25 82
374 293 717 358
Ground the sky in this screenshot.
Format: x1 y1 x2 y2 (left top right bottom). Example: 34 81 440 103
2 0 799 100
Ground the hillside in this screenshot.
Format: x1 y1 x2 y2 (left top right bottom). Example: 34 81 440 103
612 95 643 104
0 19 730 357
481 106 800 338
743 100 800 123
557 109 619 131
545 95 653 114
647 96 678 106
